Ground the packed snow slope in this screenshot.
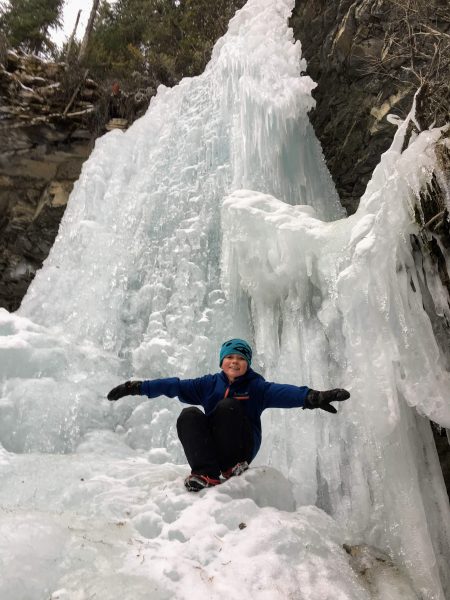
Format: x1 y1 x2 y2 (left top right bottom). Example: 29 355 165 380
1 0 450 599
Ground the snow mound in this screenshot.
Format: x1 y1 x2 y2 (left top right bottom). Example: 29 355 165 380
0 450 377 600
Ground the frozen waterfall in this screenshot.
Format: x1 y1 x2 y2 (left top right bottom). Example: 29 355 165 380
1 0 449 598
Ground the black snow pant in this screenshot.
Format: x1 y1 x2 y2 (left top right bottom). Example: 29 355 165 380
176 397 254 479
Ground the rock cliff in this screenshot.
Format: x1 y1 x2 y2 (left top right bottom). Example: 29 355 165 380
0 50 99 311
290 0 449 215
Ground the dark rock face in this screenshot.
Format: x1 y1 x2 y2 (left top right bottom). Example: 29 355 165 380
0 51 96 311
290 0 400 214
290 0 449 215
433 425 450 499
0 138 91 311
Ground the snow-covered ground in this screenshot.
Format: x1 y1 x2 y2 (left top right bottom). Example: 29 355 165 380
0 448 418 600
1 0 449 598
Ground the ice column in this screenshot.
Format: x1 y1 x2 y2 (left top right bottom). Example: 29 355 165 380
18 0 341 380
221 120 450 598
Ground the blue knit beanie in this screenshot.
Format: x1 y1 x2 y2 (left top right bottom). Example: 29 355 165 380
219 339 252 366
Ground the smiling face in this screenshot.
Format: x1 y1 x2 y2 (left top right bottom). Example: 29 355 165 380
221 354 248 382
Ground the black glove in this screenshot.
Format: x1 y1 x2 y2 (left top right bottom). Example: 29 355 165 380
107 380 143 401
304 388 350 413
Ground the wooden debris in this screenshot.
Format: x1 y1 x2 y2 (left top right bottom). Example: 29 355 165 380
1 51 100 127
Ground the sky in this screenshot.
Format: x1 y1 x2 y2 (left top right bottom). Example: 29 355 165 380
0 0 104 46
54 0 113 46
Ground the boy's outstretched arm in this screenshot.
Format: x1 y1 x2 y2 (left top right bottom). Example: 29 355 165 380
303 389 350 413
107 376 207 403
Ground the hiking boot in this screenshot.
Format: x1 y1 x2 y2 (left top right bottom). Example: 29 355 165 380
221 461 249 480
184 473 221 492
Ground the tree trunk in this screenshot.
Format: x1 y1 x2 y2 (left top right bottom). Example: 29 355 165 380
78 0 100 63
65 9 81 65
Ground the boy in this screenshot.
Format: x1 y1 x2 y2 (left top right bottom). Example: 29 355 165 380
107 338 350 491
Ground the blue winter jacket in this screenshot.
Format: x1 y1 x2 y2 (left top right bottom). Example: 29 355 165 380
140 368 310 459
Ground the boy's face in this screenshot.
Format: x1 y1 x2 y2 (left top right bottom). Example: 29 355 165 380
221 354 248 382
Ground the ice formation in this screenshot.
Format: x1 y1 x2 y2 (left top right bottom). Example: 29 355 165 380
0 0 449 598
